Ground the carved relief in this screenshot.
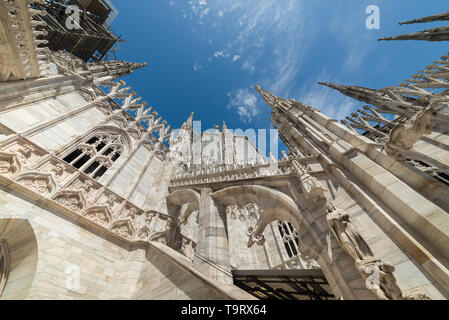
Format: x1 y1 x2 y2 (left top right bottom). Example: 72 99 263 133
109 117 128 129
181 237 196 260
50 163 65 177
135 212 153 241
78 88 97 102
127 128 141 141
36 160 73 185
3 141 41 171
16 173 56 195
115 205 139 222
70 178 99 203
83 207 112 227
53 190 87 212
102 194 120 213
0 152 19 177
403 292 433 300
245 203 260 224
303 256 321 269
246 226 265 247
136 228 151 241
79 179 94 195
96 103 113 116
17 145 33 169
226 205 237 220
111 221 135 239
0 0 49 80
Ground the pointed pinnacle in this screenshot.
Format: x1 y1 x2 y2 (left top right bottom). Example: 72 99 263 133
317 82 344 91
378 26 449 42
182 112 194 130
134 62 148 69
399 11 449 25
318 82 382 105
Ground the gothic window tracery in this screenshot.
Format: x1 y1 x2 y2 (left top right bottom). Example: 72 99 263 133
406 158 449 187
0 240 10 297
277 221 300 258
62 131 126 180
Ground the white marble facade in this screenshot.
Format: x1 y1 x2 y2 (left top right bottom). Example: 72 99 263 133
0 1 448 300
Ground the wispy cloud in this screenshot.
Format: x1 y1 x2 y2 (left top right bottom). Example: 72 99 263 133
193 62 203 72
298 70 359 121
188 0 210 19
172 0 374 123
227 88 259 123
213 50 230 58
241 61 255 73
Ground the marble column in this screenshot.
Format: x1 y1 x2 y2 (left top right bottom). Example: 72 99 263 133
194 187 232 283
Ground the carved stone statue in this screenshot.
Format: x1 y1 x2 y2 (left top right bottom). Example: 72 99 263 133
246 226 265 247
79 180 94 195
105 194 118 210
385 107 437 160
356 258 404 300
0 153 17 176
292 160 327 203
326 202 374 261
17 145 33 169
51 163 65 177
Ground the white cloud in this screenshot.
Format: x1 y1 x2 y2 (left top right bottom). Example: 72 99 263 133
188 0 210 19
297 70 359 121
241 61 255 73
193 62 203 72
213 50 230 58
179 0 371 123
227 89 259 123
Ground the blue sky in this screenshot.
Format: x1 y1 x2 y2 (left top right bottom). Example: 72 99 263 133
109 0 448 155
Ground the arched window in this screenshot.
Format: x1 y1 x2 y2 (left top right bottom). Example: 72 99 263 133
277 221 300 258
406 158 449 187
0 240 9 297
62 131 125 180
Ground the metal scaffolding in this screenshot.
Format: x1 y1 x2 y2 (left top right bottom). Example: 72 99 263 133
32 0 120 62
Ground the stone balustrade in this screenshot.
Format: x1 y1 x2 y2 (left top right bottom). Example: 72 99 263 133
0 136 173 245
170 156 320 187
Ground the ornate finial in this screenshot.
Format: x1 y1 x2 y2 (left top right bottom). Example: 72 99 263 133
181 112 194 130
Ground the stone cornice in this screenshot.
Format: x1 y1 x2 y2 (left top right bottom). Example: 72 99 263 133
0 135 174 246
